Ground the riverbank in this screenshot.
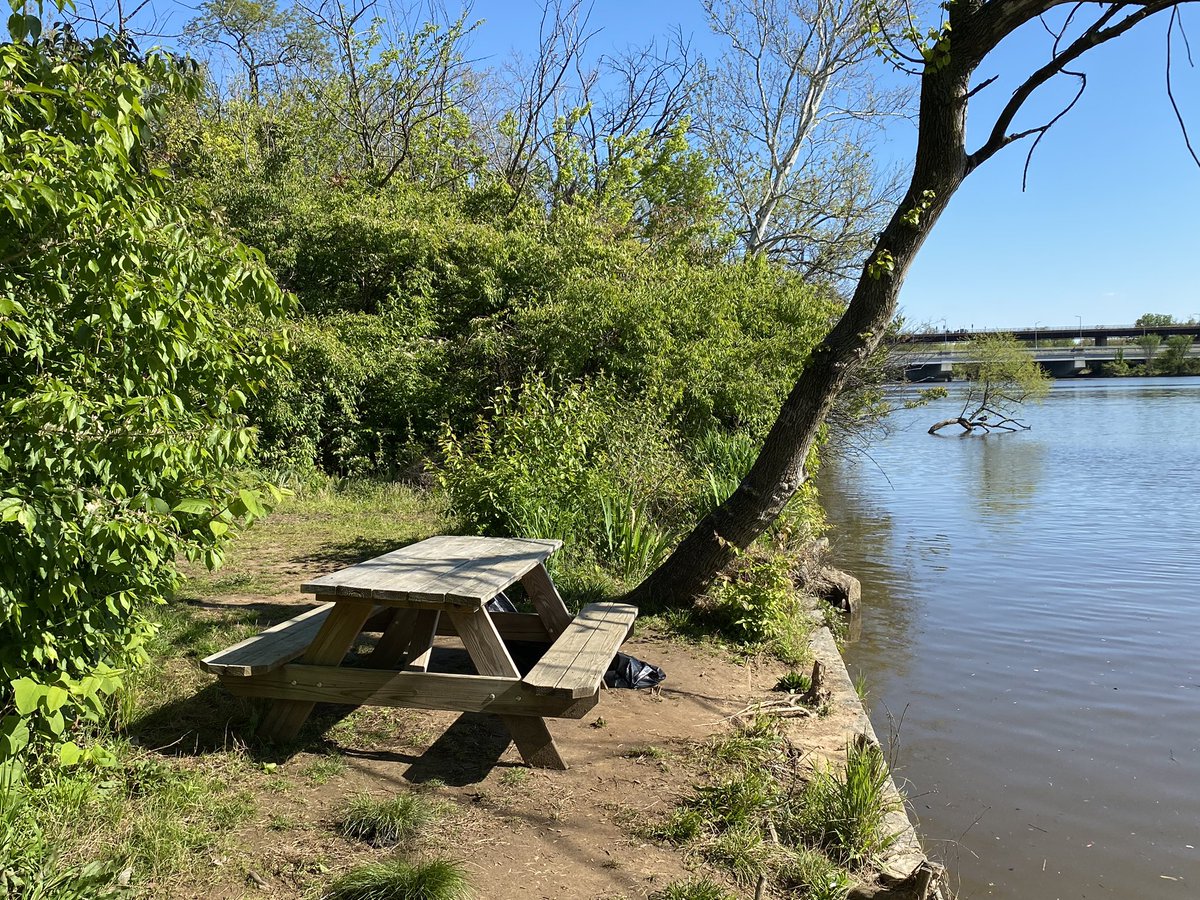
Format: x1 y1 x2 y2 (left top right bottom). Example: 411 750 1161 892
6 480 946 899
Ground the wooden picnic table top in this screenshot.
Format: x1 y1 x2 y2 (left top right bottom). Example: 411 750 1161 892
300 535 563 608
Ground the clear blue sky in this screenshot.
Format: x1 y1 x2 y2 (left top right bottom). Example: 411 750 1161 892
138 0 1200 329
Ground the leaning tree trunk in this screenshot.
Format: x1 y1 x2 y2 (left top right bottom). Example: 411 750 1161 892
626 60 975 607
627 0 1193 608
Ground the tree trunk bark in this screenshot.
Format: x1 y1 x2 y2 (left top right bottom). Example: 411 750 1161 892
628 58 975 608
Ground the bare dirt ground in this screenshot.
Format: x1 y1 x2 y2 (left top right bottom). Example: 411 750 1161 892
137 487 935 899
153 614 871 899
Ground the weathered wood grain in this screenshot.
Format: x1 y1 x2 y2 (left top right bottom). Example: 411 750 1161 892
435 611 552 643
300 535 562 606
221 666 597 718
257 597 375 743
447 607 567 769
200 603 335 677
520 562 572 638
523 602 638 698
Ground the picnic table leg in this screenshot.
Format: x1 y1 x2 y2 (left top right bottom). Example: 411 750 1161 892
520 562 571 638
369 609 439 672
259 597 375 744
446 608 567 770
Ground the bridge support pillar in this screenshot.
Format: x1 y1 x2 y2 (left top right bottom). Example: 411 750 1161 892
1095 334 1107 347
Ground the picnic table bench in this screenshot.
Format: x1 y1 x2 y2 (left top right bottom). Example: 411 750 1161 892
200 536 637 769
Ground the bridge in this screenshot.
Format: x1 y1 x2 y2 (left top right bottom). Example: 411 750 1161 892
899 344 1200 381
896 321 1200 347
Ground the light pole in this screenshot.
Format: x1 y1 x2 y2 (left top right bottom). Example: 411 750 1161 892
1076 315 1083 346
1034 320 1042 350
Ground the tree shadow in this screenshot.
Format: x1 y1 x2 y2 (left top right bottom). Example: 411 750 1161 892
290 535 426 572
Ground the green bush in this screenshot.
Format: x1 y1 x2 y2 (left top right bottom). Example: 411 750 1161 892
439 378 611 541
0 21 289 758
709 553 802 643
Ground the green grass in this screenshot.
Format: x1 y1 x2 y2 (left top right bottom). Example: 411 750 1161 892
336 793 439 847
777 847 854 900
648 876 737 900
782 738 901 867
702 717 783 769
305 753 348 784
498 767 530 788
774 670 813 694
3 748 255 893
323 857 471 900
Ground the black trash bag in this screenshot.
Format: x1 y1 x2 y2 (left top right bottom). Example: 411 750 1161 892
485 594 518 613
604 652 666 689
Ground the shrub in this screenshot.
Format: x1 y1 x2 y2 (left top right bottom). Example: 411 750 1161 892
708 553 801 643
439 378 610 541
0 22 290 757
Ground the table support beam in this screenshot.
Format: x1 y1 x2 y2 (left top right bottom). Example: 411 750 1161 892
258 596 374 744
446 608 567 770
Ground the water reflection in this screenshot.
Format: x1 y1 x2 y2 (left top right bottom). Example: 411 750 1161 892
975 434 1046 523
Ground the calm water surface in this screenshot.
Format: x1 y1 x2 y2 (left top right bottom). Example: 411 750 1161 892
821 378 1200 899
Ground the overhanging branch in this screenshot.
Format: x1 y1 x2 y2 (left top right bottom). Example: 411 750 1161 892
966 1 1186 173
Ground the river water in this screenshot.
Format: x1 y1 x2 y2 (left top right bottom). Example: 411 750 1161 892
820 377 1200 899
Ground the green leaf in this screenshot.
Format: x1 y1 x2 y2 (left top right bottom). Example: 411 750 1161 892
208 519 229 536
59 741 84 765
12 677 43 716
43 684 68 712
0 715 30 758
173 498 210 515
46 709 66 736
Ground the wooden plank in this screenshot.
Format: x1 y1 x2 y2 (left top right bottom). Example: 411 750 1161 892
446 608 520 678
367 609 418 665
300 535 562 606
520 563 572 638
436 611 552 643
220 666 597 719
257 597 375 743
523 602 638 698
447 607 568 770
200 603 335 677
402 609 439 672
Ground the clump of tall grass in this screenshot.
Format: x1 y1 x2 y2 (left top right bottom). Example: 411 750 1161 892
322 857 471 900
599 491 675 581
649 878 737 900
776 847 854 900
335 793 439 847
781 737 901 867
0 780 120 898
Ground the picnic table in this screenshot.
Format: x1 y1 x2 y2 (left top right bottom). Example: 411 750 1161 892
200 535 637 769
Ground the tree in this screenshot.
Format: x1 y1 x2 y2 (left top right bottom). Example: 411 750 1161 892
1137 332 1162 373
299 0 482 188
1135 312 1175 326
927 335 1050 434
631 0 1200 607
1161 334 1195 374
184 0 325 103
1 9 290 754
696 0 907 280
